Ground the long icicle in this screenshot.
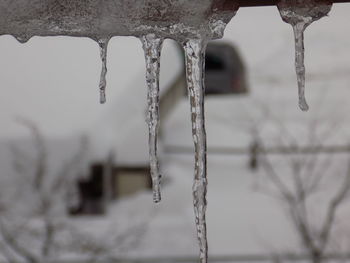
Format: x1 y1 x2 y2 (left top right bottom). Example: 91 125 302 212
183 38 208 263
293 22 309 111
141 34 163 203
98 38 109 104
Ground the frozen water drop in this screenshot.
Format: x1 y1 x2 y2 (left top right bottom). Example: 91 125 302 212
183 38 208 263
141 34 163 203
299 98 309 112
278 0 332 111
97 38 109 104
14 35 30 43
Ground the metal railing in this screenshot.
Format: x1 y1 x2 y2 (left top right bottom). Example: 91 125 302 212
238 0 350 7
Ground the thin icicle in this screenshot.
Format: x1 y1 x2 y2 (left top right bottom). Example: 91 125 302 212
97 38 109 104
141 34 163 203
278 0 332 111
293 22 309 111
183 38 208 263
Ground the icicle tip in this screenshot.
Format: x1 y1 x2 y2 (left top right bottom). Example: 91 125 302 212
299 98 309 112
100 92 106 104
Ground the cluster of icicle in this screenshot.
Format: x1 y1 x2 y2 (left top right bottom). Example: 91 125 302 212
3 0 336 262
137 36 209 263
277 0 332 111
96 33 210 262
89 2 334 263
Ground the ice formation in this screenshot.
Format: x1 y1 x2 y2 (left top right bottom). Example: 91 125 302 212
0 0 240 261
141 34 164 203
183 38 209 263
2 0 336 262
277 0 332 111
98 38 109 104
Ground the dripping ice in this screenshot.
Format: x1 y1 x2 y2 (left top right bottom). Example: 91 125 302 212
87 6 236 262
141 34 163 203
277 0 332 111
184 39 208 263
98 38 109 104
293 23 309 111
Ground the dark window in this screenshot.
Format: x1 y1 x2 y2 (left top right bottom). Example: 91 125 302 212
204 42 248 95
206 54 225 71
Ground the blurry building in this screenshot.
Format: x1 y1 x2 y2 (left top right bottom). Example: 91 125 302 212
70 160 151 215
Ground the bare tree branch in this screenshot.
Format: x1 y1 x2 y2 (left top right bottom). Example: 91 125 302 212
0 240 18 263
15 117 47 191
258 142 294 203
319 159 350 252
51 136 88 193
256 115 350 263
0 220 38 263
0 118 153 262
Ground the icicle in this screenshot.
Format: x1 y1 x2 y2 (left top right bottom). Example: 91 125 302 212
97 38 109 104
141 34 164 204
183 38 208 263
277 0 332 111
293 22 309 111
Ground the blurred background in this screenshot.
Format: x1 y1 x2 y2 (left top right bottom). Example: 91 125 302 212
1 3 350 263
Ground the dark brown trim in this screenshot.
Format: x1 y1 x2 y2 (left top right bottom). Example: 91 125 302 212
238 0 349 7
